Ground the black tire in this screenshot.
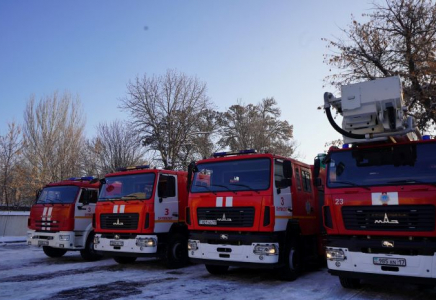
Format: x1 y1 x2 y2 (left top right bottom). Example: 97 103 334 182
114 256 137 264
281 246 302 281
205 264 229 275
164 233 188 269
80 232 103 261
339 277 361 289
42 246 67 258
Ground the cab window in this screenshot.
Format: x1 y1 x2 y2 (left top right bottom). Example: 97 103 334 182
301 169 312 192
294 167 302 190
79 189 98 204
158 175 176 198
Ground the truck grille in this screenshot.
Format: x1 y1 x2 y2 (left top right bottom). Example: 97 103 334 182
100 213 139 230
197 207 255 227
342 205 435 231
35 220 59 231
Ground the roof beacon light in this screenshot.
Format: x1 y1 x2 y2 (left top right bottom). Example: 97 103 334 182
117 165 150 172
239 149 257 154
213 149 257 157
80 176 95 181
423 135 431 140
212 151 227 157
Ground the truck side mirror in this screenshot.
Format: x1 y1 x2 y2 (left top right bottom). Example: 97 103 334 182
35 189 42 203
283 160 292 178
187 161 197 192
314 157 320 178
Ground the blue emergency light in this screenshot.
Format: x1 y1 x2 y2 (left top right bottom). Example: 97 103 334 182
212 149 257 157
117 165 150 172
66 176 95 181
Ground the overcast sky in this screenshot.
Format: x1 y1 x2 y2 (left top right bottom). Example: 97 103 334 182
0 0 375 164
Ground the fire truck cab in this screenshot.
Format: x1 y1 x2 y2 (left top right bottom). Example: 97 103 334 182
187 150 322 280
27 177 101 261
316 76 436 288
93 166 189 268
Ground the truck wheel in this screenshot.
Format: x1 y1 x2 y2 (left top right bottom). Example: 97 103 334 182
114 256 137 264
205 264 229 275
80 233 103 261
42 246 67 258
339 277 361 289
164 233 188 269
281 246 301 281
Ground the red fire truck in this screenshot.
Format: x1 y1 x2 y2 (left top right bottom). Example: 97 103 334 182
27 177 101 261
316 76 436 288
187 150 322 280
93 166 189 268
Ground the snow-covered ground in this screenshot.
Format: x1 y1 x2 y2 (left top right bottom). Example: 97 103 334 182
1 241 435 300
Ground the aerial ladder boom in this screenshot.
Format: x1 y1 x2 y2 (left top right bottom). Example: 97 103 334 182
323 76 419 144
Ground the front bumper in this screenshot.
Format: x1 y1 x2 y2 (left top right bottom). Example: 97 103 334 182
27 230 77 250
94 234 158 256
188 239 279 265
327 246 436 280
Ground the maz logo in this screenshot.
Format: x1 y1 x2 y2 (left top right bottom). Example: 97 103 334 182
113 219 124 226
374 213 399 224
217 213 232 222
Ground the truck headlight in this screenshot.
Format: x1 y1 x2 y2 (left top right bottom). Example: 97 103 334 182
188 240 198 251
59 235 70 241
253 244 278 256
136 237 156 247
326 248 346 261
27 233 33 239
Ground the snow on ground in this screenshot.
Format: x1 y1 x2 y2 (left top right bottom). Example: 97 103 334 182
0 242 435 300
0 236 26 244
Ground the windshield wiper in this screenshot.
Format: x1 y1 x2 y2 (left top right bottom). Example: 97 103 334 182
333 180 370 190
120 195 138 202
194 184 217 195
98 197 119 202
210 184 237 194
39 199 55 206
229 183 260 194
387 179 436 187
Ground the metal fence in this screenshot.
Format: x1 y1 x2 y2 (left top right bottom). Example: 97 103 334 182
0 211 30 236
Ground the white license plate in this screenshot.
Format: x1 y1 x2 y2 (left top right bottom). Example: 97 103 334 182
199 220 217 225
38 240 49 246
110 240 124 247
373 257 406 266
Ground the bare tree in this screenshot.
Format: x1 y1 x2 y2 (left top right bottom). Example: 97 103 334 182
219 98 295 157
23 92 85 190
120 69 213 170
0 122 23 207
80 139 102 178
87 120 146 174
176 109 222 163
323 0 436 132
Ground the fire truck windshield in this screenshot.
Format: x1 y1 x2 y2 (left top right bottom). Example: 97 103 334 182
327 142 436 188
37 186 80 204
191 158 271 193
99 173 156 201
